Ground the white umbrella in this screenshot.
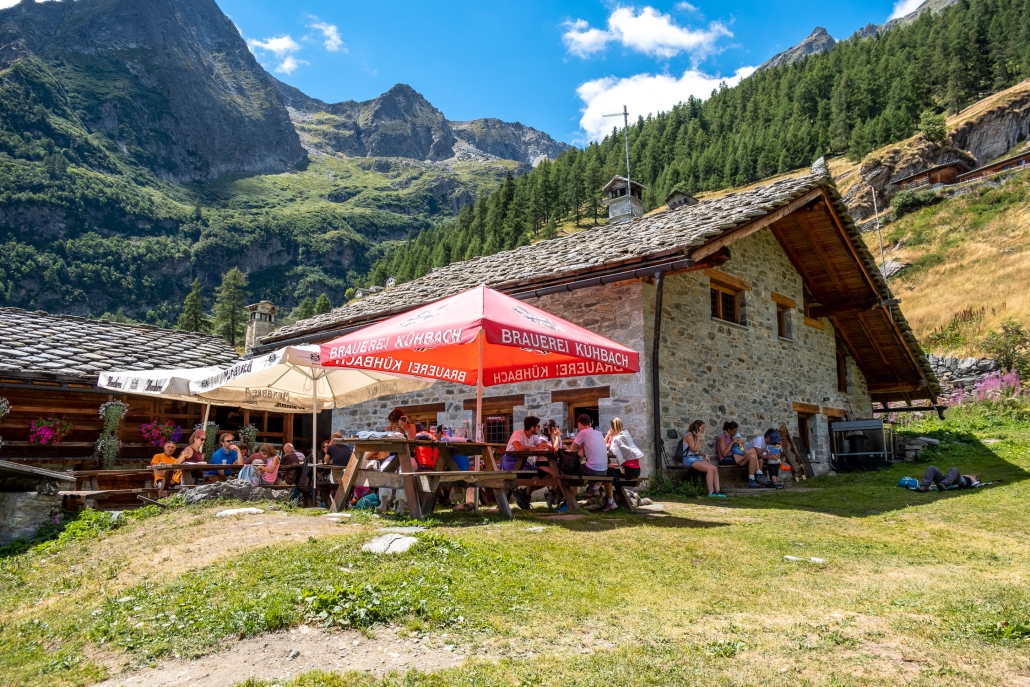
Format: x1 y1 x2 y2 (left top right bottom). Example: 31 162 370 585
97 365 230 423
189 345 434 504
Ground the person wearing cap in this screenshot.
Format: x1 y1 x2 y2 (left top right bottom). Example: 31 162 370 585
917 466 981 492
743 429 779 488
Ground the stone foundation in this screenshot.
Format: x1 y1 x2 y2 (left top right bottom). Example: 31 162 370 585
0 492 62 545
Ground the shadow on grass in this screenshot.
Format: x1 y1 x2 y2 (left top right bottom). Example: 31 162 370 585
668 433 1029 518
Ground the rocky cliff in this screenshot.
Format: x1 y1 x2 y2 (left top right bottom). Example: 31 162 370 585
841 82 1030 221
0 0 306 182
760 27 836 70
276 79 568 166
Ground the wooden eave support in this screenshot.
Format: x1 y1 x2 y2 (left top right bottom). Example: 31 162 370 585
807 298 881 319
867 381 927 393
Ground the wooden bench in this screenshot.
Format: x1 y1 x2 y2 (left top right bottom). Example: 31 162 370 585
60 487 163 509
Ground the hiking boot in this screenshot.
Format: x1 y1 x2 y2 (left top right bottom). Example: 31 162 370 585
748 479 763 489
556 502 570 514
601 501 618 512
773 482 785 489
916 485 929 493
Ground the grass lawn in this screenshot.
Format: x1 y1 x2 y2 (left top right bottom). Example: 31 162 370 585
2 418 1029 687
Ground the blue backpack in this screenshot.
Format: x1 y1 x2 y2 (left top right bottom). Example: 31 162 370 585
354 492 380 510
898 476 918 490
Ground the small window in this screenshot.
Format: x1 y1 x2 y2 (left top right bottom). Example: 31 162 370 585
777 304 790 339
484 414 512 444
710 284 740 324
836 352 848 392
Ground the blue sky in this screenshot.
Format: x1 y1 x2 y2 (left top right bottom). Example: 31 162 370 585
218 1 922 144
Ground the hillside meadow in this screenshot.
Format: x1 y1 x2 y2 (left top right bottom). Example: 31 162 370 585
1 411 1028 687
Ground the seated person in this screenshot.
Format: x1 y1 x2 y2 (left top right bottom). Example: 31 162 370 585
918 466 981 492
413 423 439 471
679 420 724 498
174 429 207 483
557 414 611 513
764 439 785 489
279 442 306 485
743 429 778 488
606 417 643 482
500 416 550 471
150 440 179 490
208 433 239 481
255 443 281 485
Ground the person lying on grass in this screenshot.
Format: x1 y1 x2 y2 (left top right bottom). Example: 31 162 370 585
679 420 725 498
917 465 982 492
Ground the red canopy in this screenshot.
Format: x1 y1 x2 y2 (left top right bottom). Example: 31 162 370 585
319 285 640 387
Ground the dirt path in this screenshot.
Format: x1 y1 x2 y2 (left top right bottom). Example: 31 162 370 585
93 625 465 687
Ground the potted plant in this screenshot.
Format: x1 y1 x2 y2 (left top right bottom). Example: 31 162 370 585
140 420 183 446
29 417 73 445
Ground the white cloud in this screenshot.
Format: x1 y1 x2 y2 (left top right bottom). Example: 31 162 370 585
276 55 308 75
309 20 346 52
247 35 307 74
0 0 54 8
562 18 612 57
675 2 699 11
576 66 756 143
888 0 924 20
563 6 731 60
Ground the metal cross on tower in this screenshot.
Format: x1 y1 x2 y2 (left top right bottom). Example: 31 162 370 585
603 105 632 203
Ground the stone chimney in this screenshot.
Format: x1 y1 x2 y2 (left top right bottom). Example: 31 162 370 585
602 176 645 224
244 301 277 355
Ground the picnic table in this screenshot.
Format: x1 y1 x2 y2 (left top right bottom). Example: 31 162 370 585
331 439 516 519
504 448 643 513
147 462 241 486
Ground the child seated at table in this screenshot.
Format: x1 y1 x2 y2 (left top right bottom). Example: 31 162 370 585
413 423 439 471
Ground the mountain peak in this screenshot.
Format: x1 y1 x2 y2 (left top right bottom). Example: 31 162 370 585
759 26 836 70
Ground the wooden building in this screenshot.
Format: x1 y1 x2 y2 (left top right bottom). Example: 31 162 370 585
255 161 941 476
0 309 240 467
893 161 970 190
955 149 1030 183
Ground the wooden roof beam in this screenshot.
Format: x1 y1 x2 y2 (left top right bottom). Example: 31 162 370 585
794 210 854 300
867 381 928 393
808 298 881 319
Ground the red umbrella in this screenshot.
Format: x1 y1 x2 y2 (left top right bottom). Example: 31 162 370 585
320 285 639 440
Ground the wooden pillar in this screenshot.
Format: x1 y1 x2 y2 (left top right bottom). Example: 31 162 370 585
284 412 294 446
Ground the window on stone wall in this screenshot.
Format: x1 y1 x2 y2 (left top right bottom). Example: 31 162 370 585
836 352 848 392
776 304 790 339
484 414 512 444
710 284 740 324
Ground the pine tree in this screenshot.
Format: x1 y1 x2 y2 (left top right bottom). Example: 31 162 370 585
193 198 203 221
176 278 212 333
294 297 315 321
314 293 332 314
541 217 558 240
213 268 249 347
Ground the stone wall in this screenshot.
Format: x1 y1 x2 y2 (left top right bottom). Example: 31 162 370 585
331 227 874 477
650 229 872 474
0 492 61 545
927 354 1000 399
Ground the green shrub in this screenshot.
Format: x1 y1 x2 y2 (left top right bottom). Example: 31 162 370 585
890 189 941 217
641 473 709 499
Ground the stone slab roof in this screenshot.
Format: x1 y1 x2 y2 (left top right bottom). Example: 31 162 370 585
268 172 826 342
261 168 940 399
0 308 240 382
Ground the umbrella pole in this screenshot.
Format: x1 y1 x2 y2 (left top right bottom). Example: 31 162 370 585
474 331 484 511
202 403 211 426
312 404 318 509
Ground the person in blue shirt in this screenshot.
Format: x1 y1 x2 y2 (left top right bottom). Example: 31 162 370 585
208 433 240 481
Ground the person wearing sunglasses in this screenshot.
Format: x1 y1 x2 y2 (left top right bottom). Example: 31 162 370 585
208 433 239 481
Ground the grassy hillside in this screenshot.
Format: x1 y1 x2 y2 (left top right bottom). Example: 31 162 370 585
863 168 1030 358
2 413 1029 686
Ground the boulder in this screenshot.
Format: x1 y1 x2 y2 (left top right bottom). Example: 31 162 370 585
362 533 418 554
182 479 291 505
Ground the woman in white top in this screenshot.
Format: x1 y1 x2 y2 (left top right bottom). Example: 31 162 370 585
606 418 643 481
